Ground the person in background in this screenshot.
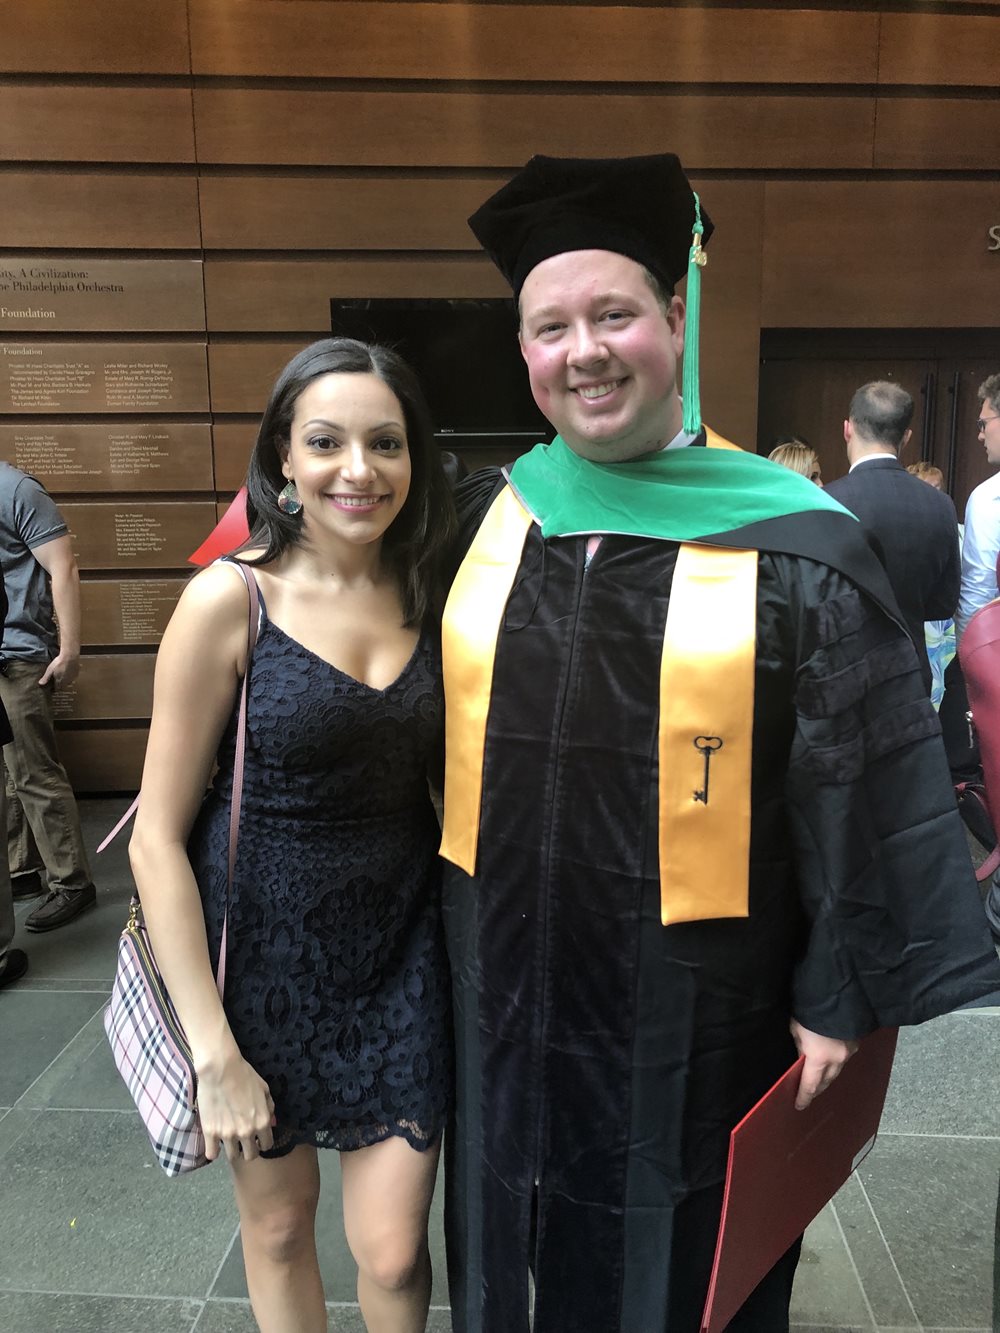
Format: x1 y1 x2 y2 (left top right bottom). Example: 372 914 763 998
768 438 823 485
0 462 97 933
905 462 982 783
129 338 456 1333
906 462 957 709
438 152 1000 1333
907 460 946 490
0 561 25 989
956 373 1000 636
824 381 961 697
951 377 1000 944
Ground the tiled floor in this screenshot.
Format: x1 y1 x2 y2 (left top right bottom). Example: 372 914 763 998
1 800 997 1332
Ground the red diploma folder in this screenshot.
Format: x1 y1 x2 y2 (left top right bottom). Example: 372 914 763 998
700 1025 899 1333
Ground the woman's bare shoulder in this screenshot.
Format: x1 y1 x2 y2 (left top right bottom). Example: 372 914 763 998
171 560 257 631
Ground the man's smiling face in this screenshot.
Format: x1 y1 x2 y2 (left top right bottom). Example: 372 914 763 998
518 249 686 464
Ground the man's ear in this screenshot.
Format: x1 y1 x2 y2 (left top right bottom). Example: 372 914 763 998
667 295 686 354
843 419 852 446
900 427 913 455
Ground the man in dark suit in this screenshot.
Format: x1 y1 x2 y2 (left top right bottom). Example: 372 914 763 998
825 380 961 694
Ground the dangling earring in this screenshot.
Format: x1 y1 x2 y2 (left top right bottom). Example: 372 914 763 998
277 480 302 515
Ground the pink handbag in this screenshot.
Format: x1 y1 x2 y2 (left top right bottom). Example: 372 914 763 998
102 562 259 1176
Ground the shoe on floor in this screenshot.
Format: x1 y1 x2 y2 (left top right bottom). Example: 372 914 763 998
25 885 97 933
11 871 45 901
0 948 28 988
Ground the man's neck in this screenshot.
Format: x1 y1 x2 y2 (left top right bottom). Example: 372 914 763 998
848 442 896 469
659 423 699 453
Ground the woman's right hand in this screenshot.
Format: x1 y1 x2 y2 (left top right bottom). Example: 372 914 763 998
195 1044 276 1164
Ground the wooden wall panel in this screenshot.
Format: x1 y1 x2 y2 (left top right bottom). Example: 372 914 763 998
0 259 205 334
0 0 190 75
0 173 201 249
761 182 1000 328
878 15 1000 86
58 727 148 792
63 501 218 570
188 2 879 84
875 98 1000 170
193 88 876 171
687 179 763 449
209 343 309 414
0 87 195 164
80 578 185 645
213 423 257 491
52 654 156 722
0 423 213 492
0 343 209 414
204 258 505 332
198 176 496 251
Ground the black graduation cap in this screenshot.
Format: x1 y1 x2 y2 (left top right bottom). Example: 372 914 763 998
467 153 713 301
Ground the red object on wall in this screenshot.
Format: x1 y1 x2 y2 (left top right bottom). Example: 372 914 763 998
188 486 252 566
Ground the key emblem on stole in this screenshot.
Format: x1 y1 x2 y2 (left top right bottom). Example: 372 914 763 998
693 735 724 804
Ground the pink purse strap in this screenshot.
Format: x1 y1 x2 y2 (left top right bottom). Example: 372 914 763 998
99 559 261 1000
217 562 260 995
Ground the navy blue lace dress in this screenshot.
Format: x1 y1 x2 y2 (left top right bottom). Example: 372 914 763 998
187 580 450 1157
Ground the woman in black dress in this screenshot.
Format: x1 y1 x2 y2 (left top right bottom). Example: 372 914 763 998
130 339 456 1332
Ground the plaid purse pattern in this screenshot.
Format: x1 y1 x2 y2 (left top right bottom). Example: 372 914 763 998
101 560 260 1177
104 901 207 1176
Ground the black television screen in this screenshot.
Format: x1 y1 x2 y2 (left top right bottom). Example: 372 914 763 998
330 298 551 455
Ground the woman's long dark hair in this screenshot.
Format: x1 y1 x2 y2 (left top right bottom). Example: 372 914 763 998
244 338 457 625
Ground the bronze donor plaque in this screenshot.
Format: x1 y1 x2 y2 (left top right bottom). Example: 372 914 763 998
0 422 213 492
80 578 185 645
52 653 156 722
0 259 205 332
62 501 219 570
0 342 209 413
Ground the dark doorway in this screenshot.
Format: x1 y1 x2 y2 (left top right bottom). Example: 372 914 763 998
758 331 1000 515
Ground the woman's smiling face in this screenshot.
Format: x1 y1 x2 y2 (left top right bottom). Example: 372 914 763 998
281 372 412 550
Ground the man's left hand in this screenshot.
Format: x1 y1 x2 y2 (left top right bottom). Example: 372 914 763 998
789 1019 859 1111
38 653 80 688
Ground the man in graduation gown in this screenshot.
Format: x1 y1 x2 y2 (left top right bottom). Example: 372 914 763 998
438 153 1000 1333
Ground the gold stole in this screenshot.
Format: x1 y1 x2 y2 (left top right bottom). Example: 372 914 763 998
440 435 758 925
440 484 534 877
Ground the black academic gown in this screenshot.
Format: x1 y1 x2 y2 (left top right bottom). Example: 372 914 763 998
442 467 1000 1333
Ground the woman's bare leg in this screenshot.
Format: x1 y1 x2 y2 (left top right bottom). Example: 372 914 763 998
230 1144 326 1333
341 1135 441 1333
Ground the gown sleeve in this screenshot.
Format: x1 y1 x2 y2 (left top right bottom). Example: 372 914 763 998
775 555 1000 1038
